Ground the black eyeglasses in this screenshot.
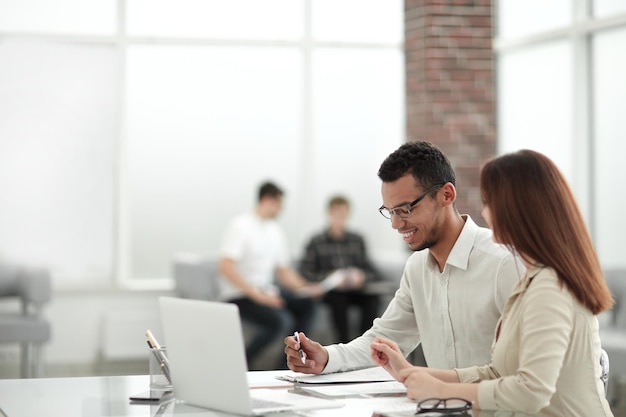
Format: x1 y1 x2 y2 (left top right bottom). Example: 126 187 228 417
415 397 472 415
378 183 444 220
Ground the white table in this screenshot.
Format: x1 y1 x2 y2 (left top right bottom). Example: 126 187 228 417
0 372 536 417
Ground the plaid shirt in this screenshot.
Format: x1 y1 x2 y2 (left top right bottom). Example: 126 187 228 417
299 229 380 283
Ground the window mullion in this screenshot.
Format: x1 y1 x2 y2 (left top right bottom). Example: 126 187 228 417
571 0 593 231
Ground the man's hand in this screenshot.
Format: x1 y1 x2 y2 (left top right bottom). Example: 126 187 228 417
284 332 328 374
304 283 325 298
250 290 284 308
345 268 366 289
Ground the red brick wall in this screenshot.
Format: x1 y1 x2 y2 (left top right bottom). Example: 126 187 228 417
405 0 495 225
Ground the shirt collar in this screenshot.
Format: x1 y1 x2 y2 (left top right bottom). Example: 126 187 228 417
324 229 347 241
252 210 271 224
445 214 479 271
509 263 544 296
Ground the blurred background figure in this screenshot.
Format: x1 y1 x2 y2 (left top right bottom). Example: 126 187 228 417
300 195 381 343
218 181 321 369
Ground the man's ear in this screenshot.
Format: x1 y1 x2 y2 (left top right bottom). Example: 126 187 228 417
439 182 456 207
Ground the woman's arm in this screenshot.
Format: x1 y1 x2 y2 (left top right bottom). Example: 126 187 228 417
370 337 481 407
398 367 478 405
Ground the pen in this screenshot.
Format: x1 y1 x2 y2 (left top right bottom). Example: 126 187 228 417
146 330 172 383
145 330 170 366
146 340 172 383
294 331 307 365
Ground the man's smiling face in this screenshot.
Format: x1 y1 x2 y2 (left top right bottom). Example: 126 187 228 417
380 173 443 252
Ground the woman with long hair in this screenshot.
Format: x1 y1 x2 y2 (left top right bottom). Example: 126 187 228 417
371 150 614 416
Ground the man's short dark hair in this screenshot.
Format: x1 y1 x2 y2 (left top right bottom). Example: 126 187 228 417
377 141 456 189
258 181 284 201
327 195 350 210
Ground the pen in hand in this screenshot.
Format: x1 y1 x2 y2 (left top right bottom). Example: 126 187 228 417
294 331 307 365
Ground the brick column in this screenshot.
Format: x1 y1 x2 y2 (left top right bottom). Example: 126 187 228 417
405 0 495 224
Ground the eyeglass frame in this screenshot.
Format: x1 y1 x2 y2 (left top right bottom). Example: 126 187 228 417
378 183 445 220
415 397 472 415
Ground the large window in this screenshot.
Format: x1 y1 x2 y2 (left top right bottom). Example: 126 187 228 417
0 0 405 286
592 25 626 268
495 0 626 269
0 40 118 284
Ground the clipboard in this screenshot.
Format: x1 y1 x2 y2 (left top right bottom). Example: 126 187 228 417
294 381 406 398
276 366 396 384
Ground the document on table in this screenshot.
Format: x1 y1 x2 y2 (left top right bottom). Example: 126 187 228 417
295 380 406 398
247 370 295 388
370 396 420 417
276 366 396 384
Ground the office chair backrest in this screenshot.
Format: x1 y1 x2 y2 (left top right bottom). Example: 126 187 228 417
600 348 610 396
172 253 220 301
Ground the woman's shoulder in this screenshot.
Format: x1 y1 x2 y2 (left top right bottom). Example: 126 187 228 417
527 266 561 288
526 266 576 305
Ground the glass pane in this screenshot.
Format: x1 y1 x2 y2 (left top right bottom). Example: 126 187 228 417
308 48 405 259
0 0 117 35
593 0 626 17
497 41 573 180
0 40 117 284
592 26 626 268
126 45 303 279
127 0 304 40
312 0 403 43
497 0 570 39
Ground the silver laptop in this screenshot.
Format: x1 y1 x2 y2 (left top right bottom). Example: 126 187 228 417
158 296 343 415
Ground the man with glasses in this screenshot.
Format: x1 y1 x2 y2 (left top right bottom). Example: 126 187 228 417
284 141 522 374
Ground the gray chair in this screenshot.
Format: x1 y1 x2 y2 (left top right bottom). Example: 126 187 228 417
363 256 405 299
0 263 52 378
171 253 270 364
172 253 220 301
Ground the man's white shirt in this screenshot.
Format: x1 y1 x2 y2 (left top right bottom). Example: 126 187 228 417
324 215 523 372
218 211 291 301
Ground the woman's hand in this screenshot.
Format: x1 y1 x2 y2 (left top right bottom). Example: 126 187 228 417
370 336 412 380
398 368 444 401
397 367 476 406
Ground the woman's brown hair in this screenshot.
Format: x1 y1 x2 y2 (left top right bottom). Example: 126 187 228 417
480 149 613 314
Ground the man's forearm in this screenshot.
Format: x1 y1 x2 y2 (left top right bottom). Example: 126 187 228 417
276 266 308 290
219 258 260 297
